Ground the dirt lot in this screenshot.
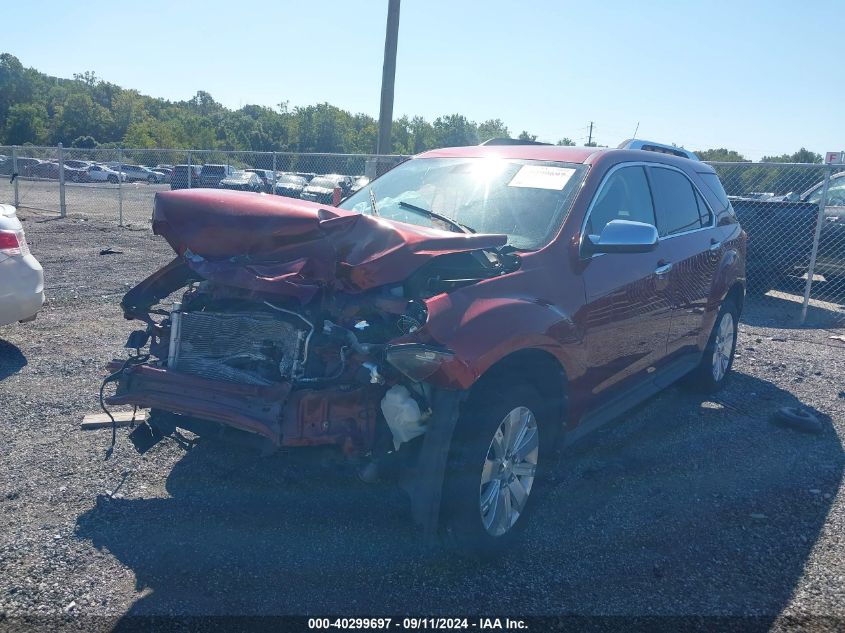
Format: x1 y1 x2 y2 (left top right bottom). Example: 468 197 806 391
0 208 844 627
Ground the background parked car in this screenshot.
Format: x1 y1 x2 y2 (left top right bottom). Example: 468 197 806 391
0 204 44 326
64 160 94 170
115 164 163 183
170 165 201 190
151 167 172 183
273 173 308 198
791 171 845 287
85 164 125 184
29 161 89 183
300 174 351 204
199 164 235 188
219 170 263 192
244 169 274 192
350 175 370 194
1 157 43 177
730 171 845 293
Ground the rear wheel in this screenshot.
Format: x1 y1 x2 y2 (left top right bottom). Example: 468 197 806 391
107 175 118 184
442 383 546 557
687 299 738 393
147 174 156 183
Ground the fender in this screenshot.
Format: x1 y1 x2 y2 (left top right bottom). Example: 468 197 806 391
699 227 746 349
415 288 584 391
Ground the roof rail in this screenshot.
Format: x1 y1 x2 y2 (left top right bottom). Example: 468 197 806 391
480 138 552 146
618 139 698 161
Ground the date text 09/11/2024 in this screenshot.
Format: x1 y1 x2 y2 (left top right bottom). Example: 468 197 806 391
307 617 528 630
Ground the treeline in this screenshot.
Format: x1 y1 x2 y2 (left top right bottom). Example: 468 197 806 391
0 53 556 154
0 52 826 174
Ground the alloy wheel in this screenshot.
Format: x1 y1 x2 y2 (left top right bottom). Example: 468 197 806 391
479 406 539 537
712 312 735 382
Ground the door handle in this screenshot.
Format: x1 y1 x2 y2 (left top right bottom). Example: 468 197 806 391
655 262 673 277
709 240 722 252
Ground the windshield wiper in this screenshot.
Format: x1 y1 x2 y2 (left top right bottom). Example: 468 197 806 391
398 201 475 234
369 189 380 217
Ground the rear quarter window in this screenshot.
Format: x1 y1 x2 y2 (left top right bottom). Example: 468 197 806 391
698 172 731 211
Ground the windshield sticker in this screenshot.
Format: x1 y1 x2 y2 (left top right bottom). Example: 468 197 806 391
507 165 576 190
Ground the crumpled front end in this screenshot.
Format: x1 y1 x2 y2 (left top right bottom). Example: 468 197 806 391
106 189 517 456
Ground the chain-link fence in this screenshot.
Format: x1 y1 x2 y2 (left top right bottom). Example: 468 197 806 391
0 145 406 226
0 146 842 327
709 161 844 327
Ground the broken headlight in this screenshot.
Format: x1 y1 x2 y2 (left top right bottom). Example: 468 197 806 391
385 344 454 382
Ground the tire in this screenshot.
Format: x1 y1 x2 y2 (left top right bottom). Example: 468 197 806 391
686 299 739 393
441 383 547 558
770 406 822 434
147 175 156 183
107 175 118 184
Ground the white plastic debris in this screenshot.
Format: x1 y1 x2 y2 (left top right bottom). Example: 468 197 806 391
381 385 426 450
354 320 370 330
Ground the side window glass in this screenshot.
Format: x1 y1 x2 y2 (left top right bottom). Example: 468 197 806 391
649 167 704 236
808 176 845 205
585 166 655 236
694 188 712 226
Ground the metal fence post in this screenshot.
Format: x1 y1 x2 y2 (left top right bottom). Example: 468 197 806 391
57 143 66 217
117 147 124 227
11 146 19 207
187 151 192 189
272 152 277 193
800 164 833 323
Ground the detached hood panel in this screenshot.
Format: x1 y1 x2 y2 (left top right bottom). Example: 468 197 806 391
152 189 507 301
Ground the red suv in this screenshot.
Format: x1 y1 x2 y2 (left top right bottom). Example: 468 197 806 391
108 142 745 556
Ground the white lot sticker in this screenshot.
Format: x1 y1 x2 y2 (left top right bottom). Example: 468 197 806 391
508 165 576 190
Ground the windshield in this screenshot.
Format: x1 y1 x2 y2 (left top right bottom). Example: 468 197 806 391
309 177 338 189
338 157 588 249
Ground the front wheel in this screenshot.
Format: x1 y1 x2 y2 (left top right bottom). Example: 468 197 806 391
442 383 545 557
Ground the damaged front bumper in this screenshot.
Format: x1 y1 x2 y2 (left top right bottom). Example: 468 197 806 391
106 361 382 454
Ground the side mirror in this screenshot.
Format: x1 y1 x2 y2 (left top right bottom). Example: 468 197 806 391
584 219 659 255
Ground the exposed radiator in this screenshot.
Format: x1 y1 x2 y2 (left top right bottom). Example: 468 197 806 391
169 310 305 386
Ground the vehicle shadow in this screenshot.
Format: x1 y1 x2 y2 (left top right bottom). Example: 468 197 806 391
742 289 845 329
0 339 27 381
75 372 843 622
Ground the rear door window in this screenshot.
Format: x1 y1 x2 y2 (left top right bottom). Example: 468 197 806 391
585 165 655 236
649 167 708 236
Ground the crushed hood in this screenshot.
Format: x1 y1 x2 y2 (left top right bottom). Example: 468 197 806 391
152 189 507 302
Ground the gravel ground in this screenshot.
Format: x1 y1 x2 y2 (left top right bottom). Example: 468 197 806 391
0 209 843 629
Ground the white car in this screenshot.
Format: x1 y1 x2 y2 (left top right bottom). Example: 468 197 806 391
0 205 44 326
86 164 125 184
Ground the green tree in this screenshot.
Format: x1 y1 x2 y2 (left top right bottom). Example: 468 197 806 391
71 135 97 149
556 138 575 146
696 148 748 162
761 148 822 164
476 119 510 143
518 130 537 142
0 54 31 125
54 93 113 144
3 103 48 144
432 114 477 147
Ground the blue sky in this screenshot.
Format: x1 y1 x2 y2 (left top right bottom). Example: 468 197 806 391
5 0 842 159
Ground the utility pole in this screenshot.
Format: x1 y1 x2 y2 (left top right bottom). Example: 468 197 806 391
587 121 594 146
376 0 401 157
